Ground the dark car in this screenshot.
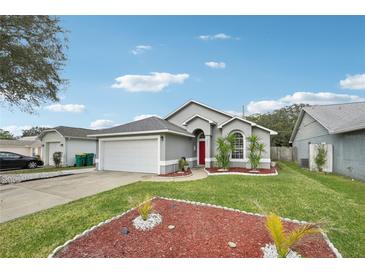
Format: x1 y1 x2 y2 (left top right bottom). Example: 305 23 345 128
0 151 44 170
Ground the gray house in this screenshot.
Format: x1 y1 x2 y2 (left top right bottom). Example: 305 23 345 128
290 102 365 181
39 126 98 166
89 100 277 174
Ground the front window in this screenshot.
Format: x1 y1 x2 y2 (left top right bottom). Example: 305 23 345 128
231 132 244 159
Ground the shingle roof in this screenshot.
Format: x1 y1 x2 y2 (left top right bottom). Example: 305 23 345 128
303 101 365 134
41 126 98 139
89 116 192 136
0 139 41 147
290 101 365 143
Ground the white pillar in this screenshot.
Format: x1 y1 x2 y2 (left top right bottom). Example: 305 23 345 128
205 135 211 168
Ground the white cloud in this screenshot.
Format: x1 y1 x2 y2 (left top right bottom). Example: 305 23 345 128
340 73 365 90
225 110 242 117
133 114 161 121
45 104 85 113
246 91 364 114
90 119 114 129
198 33 236 40
3 125 52 137
131 45 152 55
205 61 226 69
111 72 189 92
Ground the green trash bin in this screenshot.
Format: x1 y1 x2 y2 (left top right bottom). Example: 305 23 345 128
75 154 86 167
85 153 94 166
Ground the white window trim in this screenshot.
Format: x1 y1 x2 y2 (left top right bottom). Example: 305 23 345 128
98 135 161 174
230 131 246 161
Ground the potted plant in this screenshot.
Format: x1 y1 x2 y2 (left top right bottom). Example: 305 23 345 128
178 157 188 173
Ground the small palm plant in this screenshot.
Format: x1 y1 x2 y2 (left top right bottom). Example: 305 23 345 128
314 144 327 172
265 213 320 258
215 133 235 170
247 135 265 170
138 195 153 221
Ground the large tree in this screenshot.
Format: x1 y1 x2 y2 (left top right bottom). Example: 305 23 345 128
0 16 68 113
0 129 15 139
247 104 308 146
21 126 50 137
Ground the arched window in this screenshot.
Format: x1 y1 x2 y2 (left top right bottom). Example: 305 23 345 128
231 132 244 159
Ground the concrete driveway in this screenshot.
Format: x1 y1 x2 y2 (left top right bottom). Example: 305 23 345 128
0 171 152 223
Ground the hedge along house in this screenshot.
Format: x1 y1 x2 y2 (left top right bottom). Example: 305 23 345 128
39 126 98 166
289 102 365 181
89 100 277 174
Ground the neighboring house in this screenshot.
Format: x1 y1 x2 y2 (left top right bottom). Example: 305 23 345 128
89 100 277 174
289 102 365 181
0 136 42 158
39 126 98 166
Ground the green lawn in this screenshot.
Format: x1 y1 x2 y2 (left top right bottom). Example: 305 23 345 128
3 165 94 174
0 162 364 258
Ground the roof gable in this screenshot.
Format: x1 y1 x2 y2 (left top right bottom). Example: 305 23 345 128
40 126 97 139
290 101 365 142
218 116 277 135
165 100 233 121
88 116 193 137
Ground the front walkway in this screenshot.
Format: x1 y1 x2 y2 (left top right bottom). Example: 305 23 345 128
0 171 150 223
141 168 208 182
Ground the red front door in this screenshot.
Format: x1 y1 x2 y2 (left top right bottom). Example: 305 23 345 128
199 140 205 165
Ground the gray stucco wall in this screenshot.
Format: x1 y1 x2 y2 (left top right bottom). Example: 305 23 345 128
65 138 97 166
161 133 194 173
164 134 194 161
252 127 271 160
292 113 365 181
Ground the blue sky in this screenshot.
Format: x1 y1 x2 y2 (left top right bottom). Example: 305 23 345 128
1 16 365 136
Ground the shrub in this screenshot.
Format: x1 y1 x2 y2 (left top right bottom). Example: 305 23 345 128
53 151 62 167
138 195 153 221
215 133 235 170
314 144 327 172
265 213 320 258
247 135 265 170
178 157 188 172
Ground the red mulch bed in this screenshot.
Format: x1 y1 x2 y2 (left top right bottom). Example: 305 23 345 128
55 198 336 258
206 167 277 175
159 168 192 177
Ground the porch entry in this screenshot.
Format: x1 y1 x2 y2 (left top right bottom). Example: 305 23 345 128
198 133 205 165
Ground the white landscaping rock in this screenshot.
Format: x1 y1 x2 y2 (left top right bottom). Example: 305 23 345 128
132 213 162 231
228 241 237 248
261 243 301 258
168 225 175 230
0 168 94 184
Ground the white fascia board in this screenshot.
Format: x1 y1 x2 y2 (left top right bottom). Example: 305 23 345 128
218 116 277 135
164 99 234 120
182 114 216 126
39 129 64 139
253 125 278 135
218 116 255 128
88 129 194 138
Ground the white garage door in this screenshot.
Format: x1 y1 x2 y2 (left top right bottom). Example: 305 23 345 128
48 142 61 166
102 139 158 173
